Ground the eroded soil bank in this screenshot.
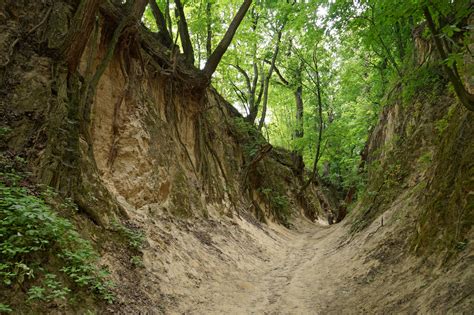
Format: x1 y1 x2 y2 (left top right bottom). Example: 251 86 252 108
1 1 472 313
113 201 472 314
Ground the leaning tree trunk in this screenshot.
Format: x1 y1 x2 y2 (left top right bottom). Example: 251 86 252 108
258 27 283 131
300 48 324 193
206 0 212 59
291 61 305 177
423 6 474 111
59 0 101 72
293 61 304 139
175 0 195 65
149 0 173 47
203 0 253 79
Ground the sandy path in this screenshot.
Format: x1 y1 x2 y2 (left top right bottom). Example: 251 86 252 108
183 220 352 315
151 209 472 314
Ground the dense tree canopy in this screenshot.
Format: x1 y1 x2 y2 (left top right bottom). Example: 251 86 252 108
141 0 472 195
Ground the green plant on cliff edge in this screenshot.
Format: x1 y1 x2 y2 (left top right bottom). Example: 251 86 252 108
0 303 12 313
0 170 115 309
231 117 266 160
259 187 290 226
111 220 145 251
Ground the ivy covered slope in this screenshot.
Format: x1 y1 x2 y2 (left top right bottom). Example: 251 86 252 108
350 65 474 256
336 60 474 310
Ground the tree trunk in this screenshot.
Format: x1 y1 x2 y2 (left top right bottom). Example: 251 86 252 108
258 27 283 130
148 0 173 47
202 0 252 78
60 0 100 72
294 85 304 137
165 0 172 35
206 0 212 59
423 6 474 111
175 0 195 65
246 63 264 124
291 77 304 177
395 21 406 61
128 0 148 19
244 11 262 124
300 49 324 193
294 61 304 139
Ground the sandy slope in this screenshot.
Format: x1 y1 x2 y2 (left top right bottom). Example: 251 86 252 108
152 213 473 314
108 201 473 314
182 220 344 315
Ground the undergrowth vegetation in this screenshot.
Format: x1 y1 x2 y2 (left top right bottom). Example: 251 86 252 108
231 117 267 160
0 154 115 311
258 187 290 226
111 220 145 251
111 220 146 268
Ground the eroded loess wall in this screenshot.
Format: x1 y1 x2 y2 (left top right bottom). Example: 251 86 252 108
0 0 335 229
352 63 473 255
88 50 242 218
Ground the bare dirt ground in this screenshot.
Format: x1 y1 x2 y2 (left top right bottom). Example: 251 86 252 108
161 216 472 314
108 201 473 314
180 219 348 315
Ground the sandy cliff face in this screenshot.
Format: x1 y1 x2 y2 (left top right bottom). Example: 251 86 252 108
0 1 339 311
85 45 333 224
1 0 335 227
353 68 473 256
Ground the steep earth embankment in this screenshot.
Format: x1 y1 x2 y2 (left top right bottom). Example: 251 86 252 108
0 1 337 313
342 56 474 311
350 76 473 257
0 1 336 226
0 0 472 313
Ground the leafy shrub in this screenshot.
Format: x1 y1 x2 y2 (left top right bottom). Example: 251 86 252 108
259 187 290 226
231 117 266 159
401 65 444 104
111 220 145 251
417 151 433 169
0 127 11 135
0 173 115 308
0 303 12 313
130 256 144 268
27 273 71 302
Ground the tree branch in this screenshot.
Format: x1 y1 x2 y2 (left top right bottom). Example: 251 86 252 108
174 0 195 65
203 0 253 78
230 79 248 106
231 64 252 94
264 59 289 85
148 0 173 47
300 47 324 193
206 0 212 59
423 6 474 111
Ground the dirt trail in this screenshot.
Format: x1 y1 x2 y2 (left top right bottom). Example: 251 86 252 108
117 196 472 314
154 211 473 315
172 219 357 314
